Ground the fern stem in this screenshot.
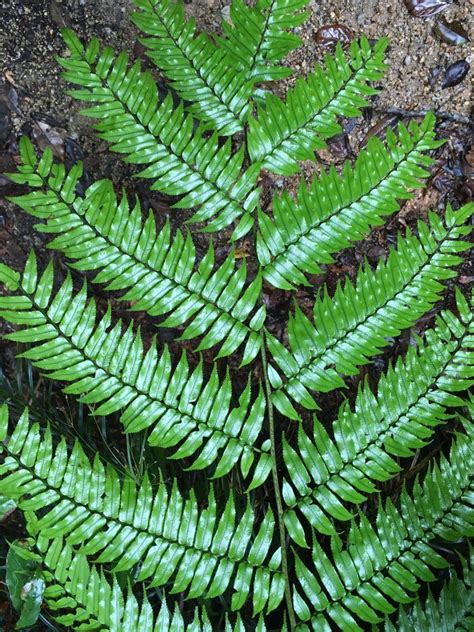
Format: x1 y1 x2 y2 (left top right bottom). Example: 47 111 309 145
260 335 296 631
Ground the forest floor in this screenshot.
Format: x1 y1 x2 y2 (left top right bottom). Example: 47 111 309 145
0 0 472 629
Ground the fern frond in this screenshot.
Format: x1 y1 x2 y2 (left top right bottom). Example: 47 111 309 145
282 291 473 545
218 0 310 82
247 37 388 175
8 139 265 364
267 203 473 419
58 31 260 236
0 407 284 614
292 422 474 630
384 547 474 631
131 0 252 135
258 115 440 290
14 536 257 631
0 257 272 486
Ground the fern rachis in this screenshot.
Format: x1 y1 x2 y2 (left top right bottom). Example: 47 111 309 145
0 1 473 630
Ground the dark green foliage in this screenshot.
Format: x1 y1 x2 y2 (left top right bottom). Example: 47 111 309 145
0 0 472 630
292 422 474 630
384 545 474 631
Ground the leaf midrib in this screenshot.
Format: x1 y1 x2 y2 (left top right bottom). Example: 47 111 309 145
246 0 277 75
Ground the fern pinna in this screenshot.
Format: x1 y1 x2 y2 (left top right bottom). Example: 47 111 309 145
0 0 472 630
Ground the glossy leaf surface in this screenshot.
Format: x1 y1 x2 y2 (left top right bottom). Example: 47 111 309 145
8 139 264 365
0 407 282 615
0 259 271 487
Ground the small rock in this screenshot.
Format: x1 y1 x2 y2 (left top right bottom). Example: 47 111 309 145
314 24 353 50
434 19 469 46
442 60 470 88
221 4 231 23
404 0 451 18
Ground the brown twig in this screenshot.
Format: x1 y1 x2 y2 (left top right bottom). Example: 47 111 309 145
374 107 473 128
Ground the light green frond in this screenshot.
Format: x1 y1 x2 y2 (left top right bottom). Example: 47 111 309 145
292 423 474 630
247 37 388 175
0 407 284 614
131 0 252 134
218 0 310 82
58 30 260 236
8 141 264 365
258 115 440 290
15 536 254 631
0 257 272 487
384 547 474 631
282 292 473 546
267 203 473 419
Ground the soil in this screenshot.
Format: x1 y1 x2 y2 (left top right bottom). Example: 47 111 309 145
0 0 472 629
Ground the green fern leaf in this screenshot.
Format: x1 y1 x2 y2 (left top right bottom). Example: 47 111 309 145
258 115 440 289
12 536 254 631
384 547 474 631
2 3 473 628
0 407 284 614
131 0 252 134
0 258 271 486
292 422 474 630
267 203 473 419
58 30 260 236
247 37 388 175
8 141 264 364
218 0 310 82
282 291 473 546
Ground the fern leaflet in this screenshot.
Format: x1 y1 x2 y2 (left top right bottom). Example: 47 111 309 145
0 406 284 614
384 546 473 631
59 30 260 236
292 422 474 630
247 37 388 175
131 0 252 135
267 203 473 419
12 536 265 631
282 291 473 545
258 115 440 289
8 139 265 364
0 259 272 487
218 0 309 82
